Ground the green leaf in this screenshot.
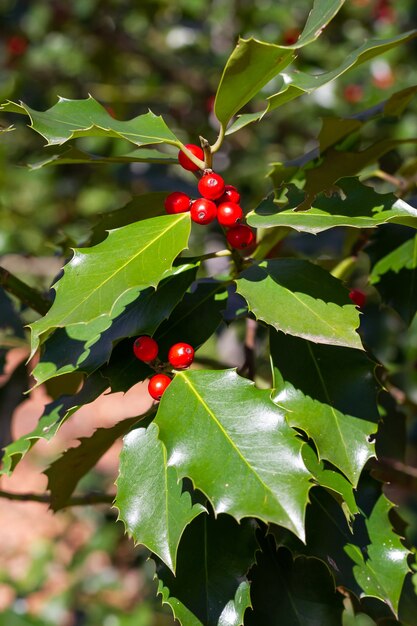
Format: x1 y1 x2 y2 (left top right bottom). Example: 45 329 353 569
29 213 191 356
235 259 363 349
32 265 197 386
215 0 346 131
0 96 179 148
29 146 177 170
155 369 312 541
0 372 108 475
370 235 417 284
45 415 146 511
248 179 417 233
273 382 375 486
246 539 343 626
155 512 257 626
347 495 411 616
225 32 417 135
115 423 205 572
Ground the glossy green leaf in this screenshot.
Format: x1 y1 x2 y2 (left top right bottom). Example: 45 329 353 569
45 415 146 511
236 259 363 349
246 539 343 626
32 265 197 386
225 32 417 135
115 423 205 572
156 512 257 626
215 0 346 130
248 179 417 232
347 495 411 616
29 146 177 170
0 372 108 475
29 213 191 356
370 235 417 284
0 96 180 147
155 369 312 541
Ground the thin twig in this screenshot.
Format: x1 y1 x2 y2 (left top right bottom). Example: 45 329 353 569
0 489 114 507
0 267 50 315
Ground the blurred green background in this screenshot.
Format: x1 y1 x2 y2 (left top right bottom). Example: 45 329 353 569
1 1 417 624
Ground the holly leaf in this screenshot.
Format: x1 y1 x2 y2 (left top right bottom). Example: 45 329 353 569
346 495 411 616
29 146 177 170
45 414 148 511
32 265 197 386
370 235 417 284
29 213 191 356
246 540 343 625
214 0 346 130
155 369 312 541
0 96 180 148
115 423 205 572
155 512 257 626
248 179 417 232
235 259 363 350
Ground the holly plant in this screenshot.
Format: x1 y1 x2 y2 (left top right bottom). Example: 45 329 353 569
2 1 417 624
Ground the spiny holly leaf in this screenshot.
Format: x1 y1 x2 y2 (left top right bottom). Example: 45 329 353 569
248 178 417 232
29 213 191 357
225 32 417 135
115 423 205 573
0 371 108 475
342 613 376 626
246 539 343 626
370 235 417 284
29 146 177 170
155 369 312 541
32 265 197 386
45 414 149 511
215 0 345 130
0 96 180 148
269 330 379 422
273 381 375 486
235 259 362 350
155 512 257 626
346 495 411 616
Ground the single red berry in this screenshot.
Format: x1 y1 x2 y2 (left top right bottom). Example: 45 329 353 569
133 336 159 362
7 35 28 56
168 343 195 369
198 173 225 201
282 28 301 46
190 198 217 225
148 374 172 401
164 191 191 214
217 201 243 227
178 144 204 171
343 84 363 104
217 185 240 205
349 289 366 309
226 225 255 250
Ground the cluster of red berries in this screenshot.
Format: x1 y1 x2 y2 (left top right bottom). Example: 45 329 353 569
133 335 194 401
164 143 255 251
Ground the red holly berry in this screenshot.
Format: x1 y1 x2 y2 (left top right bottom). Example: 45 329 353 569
178 144 204 171
282 28 300 46
164 191 191 214
133 336 159 362
217 201 243 227
217 185 240 205
198 173 225 200
7 35 28 56
349 289 366 309
226 225 255 250
190 198 217 225
343 84 363 104
148 374 172 401
168 343 195 369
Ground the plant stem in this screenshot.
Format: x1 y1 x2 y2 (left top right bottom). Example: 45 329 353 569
0 267 50 315
199 135 212 170
210 124 225 154
0 489 114 507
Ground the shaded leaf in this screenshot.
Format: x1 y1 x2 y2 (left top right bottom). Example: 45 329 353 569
116 423 205 572
155 512 257 626
235 259 362 349
1 96 179 147
29 213 191 356
246 539 343 626
45 415 146 511
29 146 177 170
0 360 28 458
370 235 417 284
155 369 312 541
